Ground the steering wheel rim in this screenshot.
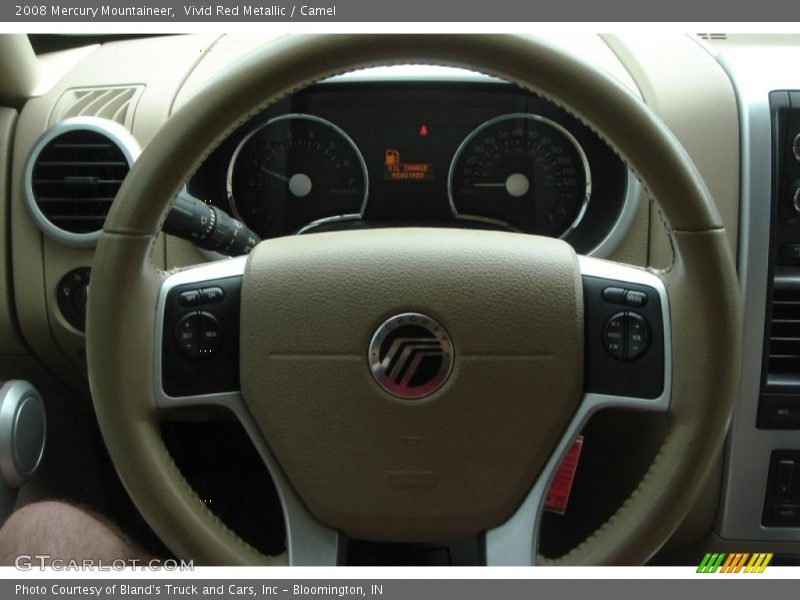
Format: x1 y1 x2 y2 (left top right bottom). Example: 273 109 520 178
86 34 741 565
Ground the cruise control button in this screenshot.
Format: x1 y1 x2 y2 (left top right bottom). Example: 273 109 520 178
175 312 198 358
603 313 626 359
601 287 626 304
197 312 222 356
179 289 203 307
626 313 650 360
201 286 225 303
624 290 648 308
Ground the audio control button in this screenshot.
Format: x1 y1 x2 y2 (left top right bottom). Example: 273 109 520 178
603 312 652 361
175 313 198 359
197 312 222 356
624 290 648 308
603 313 626 359
601 287 626 303
626 313 651 360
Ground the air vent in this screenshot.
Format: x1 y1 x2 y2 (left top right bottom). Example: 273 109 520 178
51 86 143 129
766 276 800 389
23 117 140 247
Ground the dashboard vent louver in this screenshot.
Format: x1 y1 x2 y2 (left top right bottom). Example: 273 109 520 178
766 277 800 388
24 118 140 247
51 86 144 129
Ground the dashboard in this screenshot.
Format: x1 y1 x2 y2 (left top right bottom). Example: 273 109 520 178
188 82 632 255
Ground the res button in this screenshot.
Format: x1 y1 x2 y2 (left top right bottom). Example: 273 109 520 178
197 311 222 356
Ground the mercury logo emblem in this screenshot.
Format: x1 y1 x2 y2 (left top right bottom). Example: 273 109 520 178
369 313 454 399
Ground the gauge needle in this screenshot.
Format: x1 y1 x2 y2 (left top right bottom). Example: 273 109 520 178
473 173 530 197
263 168 290 182
262 167 313 198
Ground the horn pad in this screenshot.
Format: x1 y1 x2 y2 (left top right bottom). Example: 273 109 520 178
240 228 583 541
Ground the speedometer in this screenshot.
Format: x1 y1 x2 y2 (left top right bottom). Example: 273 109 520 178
448 113 591 238
227 113 368 238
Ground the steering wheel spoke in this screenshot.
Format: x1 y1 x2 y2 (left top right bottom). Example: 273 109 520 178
485 255 672 565
577 255 672 408
154 257 341 566
155 257 245 406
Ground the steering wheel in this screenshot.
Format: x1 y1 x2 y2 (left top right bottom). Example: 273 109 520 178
86 35 741 565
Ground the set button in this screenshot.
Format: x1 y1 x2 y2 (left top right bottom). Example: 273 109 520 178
602 286 649 308
603 312 651 361
174 311 222 358
179 286 225 307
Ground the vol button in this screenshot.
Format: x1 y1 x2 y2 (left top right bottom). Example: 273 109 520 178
626 313 650 360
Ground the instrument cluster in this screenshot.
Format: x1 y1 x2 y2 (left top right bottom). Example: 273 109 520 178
189 82 632 254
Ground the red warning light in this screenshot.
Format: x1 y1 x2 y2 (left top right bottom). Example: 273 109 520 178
419 124 429 137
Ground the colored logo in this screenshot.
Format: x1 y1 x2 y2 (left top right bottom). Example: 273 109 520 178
697 552 773 573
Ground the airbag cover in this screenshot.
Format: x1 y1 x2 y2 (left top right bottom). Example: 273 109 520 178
240 228 583 541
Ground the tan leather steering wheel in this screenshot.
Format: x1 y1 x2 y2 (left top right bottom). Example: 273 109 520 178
86 34 741 565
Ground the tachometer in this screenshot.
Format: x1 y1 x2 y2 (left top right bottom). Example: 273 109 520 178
227 113 368 238
448 113 591 238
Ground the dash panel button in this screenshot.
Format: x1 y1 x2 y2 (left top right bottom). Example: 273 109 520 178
778 460 796 496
